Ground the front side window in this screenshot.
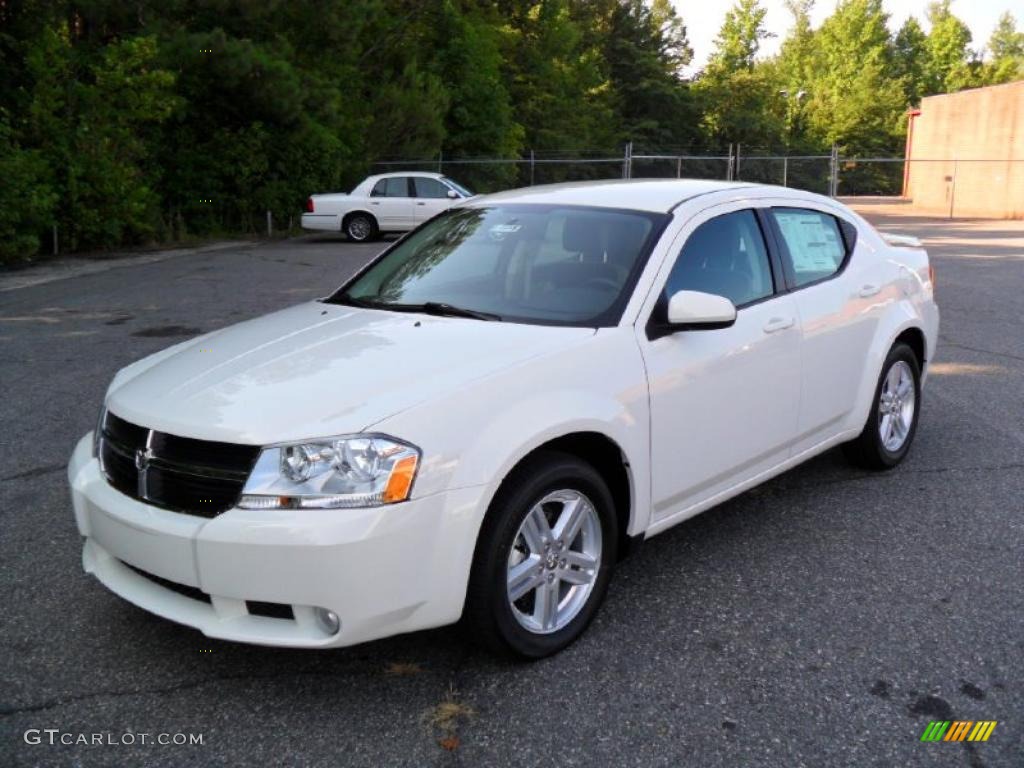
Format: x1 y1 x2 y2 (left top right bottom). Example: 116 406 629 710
664 210 774 308
412 177 451 199
330 205 665 326
770 208 847 287
371 177 411 198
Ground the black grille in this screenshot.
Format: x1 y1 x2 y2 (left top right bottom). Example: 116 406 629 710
246 601 295 620
99 411 260 518
124 562 212 604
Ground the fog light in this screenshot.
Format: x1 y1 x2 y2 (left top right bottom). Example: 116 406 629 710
314 607 340 635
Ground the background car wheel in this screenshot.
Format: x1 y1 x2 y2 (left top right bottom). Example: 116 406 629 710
464 450 618 659
344 213 377 242
842 342 922 470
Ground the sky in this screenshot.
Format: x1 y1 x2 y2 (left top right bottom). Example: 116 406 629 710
675 0 1017 73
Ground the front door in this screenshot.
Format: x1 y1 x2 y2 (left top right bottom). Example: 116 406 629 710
369 177 415 230
412 177 456 223
640 206 802 524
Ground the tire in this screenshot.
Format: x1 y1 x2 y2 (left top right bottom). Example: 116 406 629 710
464 450 618 659
842 342 922 470
344 212 377 242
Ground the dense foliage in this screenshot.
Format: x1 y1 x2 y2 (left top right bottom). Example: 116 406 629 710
1 0 1021 262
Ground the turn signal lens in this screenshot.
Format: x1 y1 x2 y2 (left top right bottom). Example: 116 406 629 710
383 455 418 503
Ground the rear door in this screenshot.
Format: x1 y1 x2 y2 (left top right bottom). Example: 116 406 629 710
412 177 456 223
763 204 887 453
369 177 416 230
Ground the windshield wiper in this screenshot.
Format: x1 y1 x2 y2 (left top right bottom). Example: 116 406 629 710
419 302 502 321
335 295 500 321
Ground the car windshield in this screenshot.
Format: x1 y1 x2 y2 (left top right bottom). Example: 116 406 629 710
329 205 666 327
442 177 474 197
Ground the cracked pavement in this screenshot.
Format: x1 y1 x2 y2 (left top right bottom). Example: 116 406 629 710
1 212 1022 767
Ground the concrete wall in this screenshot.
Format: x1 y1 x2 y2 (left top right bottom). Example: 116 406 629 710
904 80 1024 219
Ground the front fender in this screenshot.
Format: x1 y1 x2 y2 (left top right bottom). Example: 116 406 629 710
371 329 651 535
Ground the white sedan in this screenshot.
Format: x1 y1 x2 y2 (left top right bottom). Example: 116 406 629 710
301 171 474 241
68 179 938 658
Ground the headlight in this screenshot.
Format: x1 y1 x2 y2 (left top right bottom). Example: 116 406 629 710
238 435 420 510
93 404 107 458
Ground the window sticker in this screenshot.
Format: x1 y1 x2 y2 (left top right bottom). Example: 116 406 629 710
774 211 843 274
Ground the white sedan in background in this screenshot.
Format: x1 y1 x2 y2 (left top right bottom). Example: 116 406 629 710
69 179 938 658
302 171 474 241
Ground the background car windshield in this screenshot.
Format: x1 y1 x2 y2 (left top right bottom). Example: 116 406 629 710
442 177 473 196
338 205 661 326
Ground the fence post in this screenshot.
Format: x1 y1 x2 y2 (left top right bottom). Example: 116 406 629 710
437 151 443 174
52 224 58 256
782 156 789 188
622 141 633 179
949 159 958 219
736 144 742 180
266 210 273 237
726 144 734 181
829 144 839 197
676 156 682 178
530 149 535 186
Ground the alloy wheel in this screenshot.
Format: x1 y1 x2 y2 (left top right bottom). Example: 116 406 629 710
506 489 602 634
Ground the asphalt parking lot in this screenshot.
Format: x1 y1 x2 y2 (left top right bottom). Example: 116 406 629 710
1 207 1022 767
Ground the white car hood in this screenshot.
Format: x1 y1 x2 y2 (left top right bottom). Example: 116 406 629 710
106 302 593 445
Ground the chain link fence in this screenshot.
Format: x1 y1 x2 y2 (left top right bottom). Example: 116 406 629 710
371 147 1024 218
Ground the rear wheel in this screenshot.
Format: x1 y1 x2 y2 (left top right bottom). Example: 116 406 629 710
464 451 617 658
842 342 921 470
344 213 377 242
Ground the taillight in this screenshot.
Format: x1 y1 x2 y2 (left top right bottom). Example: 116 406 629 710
304 197 315 213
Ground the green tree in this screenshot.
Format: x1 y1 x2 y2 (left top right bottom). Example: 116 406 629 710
432 1 523 189
705 0 772 75
803 0 907 156
602 0 698 149
697 0 784 148
893 17 930 105
924 0 979 94
500 0 616 160
775 1 817 151
0 114 58 262
984 12 1024 84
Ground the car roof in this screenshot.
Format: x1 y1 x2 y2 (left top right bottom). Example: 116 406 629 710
367 171 447 181
469 179 765 213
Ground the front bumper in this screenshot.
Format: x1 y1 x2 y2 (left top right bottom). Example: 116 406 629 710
68 433 488 648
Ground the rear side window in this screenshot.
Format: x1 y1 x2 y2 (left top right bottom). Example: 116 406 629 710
769 208 847 288
412 177 451 198
371 177 410 197
665 210 774 308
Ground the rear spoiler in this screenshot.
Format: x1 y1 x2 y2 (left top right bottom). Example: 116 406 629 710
880 232 923 248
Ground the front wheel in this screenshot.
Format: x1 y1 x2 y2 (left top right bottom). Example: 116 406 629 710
464 451 617 658
344 213 377 242
842 342 922 470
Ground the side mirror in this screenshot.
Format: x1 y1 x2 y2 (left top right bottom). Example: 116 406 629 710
664 290 736 332
446 189 459 199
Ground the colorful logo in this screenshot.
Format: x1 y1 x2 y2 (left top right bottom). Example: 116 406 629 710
920 721 997 742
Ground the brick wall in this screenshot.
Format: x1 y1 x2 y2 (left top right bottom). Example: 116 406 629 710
904 80 1024 219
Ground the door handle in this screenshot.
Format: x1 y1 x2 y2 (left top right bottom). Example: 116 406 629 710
763 317 795 334
416 202 426 206
370 201 380 206
858 284 881 298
